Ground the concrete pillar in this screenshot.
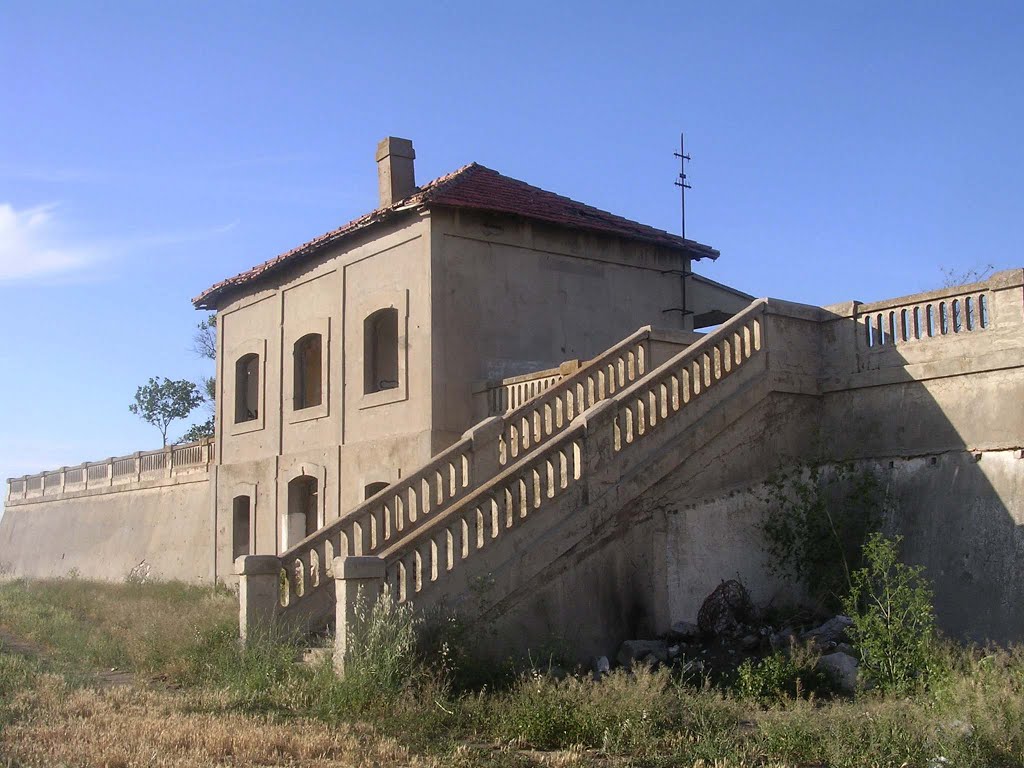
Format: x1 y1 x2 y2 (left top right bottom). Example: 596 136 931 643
333 555 386 673
462 415 504 484
235 555 281 642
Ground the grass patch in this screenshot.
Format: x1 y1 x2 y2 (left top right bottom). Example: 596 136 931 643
0 578 235 680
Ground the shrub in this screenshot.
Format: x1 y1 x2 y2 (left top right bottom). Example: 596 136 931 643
313 585 424 717
735 644 831 703
844 532 938 694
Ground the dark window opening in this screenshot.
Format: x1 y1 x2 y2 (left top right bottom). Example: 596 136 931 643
234 353 260 423
286 475 319 547
364 481 389 500
293 333 323 410
232 495 251 560
364 308 399 394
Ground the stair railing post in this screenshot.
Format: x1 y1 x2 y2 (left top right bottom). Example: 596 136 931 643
462 415 504 483
235 555 281 643
572 399 619 498
332 555 386 674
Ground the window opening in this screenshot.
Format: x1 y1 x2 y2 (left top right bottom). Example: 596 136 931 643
293 333 323 410
364 481 389 500
235 353 260 423
286 475 319 549
364 308 399 394
232 496 251 559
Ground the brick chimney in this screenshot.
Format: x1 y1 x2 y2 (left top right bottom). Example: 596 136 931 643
375 137 416 208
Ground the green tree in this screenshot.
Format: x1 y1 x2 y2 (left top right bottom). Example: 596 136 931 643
130 377 205 446
179 314 217 443
179 417 215 444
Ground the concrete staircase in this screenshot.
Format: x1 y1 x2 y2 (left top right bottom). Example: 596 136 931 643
237 297 780 656
245 324 699 637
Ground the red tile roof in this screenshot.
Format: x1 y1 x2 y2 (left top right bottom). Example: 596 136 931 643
193 163 719 309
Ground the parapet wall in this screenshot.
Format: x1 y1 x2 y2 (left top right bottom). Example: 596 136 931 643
1 440 215 583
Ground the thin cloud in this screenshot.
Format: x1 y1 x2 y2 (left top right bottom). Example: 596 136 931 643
0 202 101 282
0 202 239 284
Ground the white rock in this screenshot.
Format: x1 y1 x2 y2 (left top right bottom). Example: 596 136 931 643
817 651 859 693
802 615 853 646
617 639 669 667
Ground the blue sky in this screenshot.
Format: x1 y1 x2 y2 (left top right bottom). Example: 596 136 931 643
1 1 1022 489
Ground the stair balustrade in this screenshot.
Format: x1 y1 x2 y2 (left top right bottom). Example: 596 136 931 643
269 326 667 630
378 301 768 608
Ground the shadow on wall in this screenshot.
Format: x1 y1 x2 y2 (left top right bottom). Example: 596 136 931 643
479 272 1024 655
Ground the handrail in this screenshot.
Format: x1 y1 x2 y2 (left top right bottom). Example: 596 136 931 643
273 324 669 618
477 366 568 416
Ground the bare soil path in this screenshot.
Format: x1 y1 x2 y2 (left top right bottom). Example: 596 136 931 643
0 625 134 688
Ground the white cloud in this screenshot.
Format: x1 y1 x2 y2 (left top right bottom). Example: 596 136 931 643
0 202 101 282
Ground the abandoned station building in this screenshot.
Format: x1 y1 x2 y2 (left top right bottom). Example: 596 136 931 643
4 138 1023 656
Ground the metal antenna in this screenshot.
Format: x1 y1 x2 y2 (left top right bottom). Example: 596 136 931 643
674 132 691 240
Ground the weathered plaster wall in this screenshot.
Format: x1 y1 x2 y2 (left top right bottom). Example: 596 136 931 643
430 208 711 442
211 213 437 579
0 478 212 583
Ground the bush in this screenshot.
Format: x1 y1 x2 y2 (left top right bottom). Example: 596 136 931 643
312 586 424 717
844 533 938 694
735 644 831 703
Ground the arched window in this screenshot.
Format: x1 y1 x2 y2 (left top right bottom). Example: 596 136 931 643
286 475 319 548
232 495 251 559
364 481 389 500
234 353 260 423
364 308 399 394
293 333 322 410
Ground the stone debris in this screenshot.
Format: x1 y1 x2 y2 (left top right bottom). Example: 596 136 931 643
816 651 859 693
591 655 610 680
770 627 796 650
667 620 701 642
801 615 853 649
697 579 755 637
616 639 669 667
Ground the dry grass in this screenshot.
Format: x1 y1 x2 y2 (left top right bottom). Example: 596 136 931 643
1 674 439 768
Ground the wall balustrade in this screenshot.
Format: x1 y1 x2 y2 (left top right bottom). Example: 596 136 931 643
5 438 216 505
860 286 992 350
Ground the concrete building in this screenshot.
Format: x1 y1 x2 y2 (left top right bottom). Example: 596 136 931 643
3 138 1023 660
194 137 750 583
